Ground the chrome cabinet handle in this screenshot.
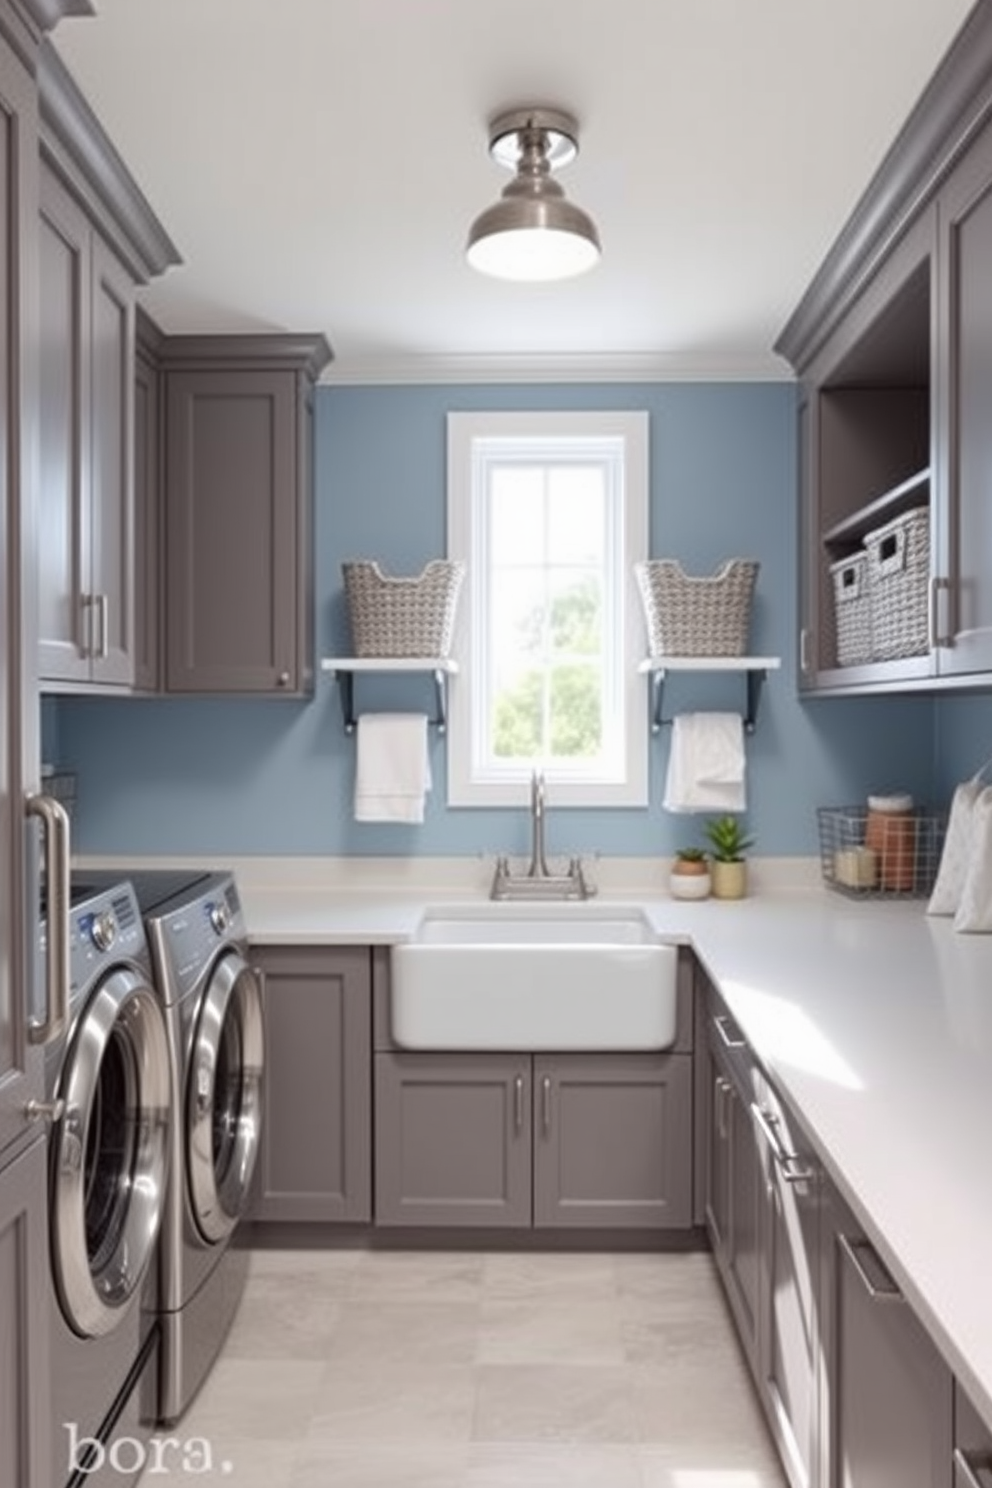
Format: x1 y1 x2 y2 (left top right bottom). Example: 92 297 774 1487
96 593 109 659
929 575 953 649
513 1074 524 1133
715 1075 731 1140
954 1447 992 1488
838 1232 903 1302
541 1075 552 1134
26 794 70 1046
799 627 810 674
750 1101 816 1185
26 1098 65 1124
713 1014 746 1050
277 671 290 687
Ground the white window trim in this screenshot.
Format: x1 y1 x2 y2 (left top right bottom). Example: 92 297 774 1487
446 410 649 808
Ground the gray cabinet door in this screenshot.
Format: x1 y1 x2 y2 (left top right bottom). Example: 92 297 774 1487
251 945 371 1223
704 1011 761 1365
954 1382 992 1486
38 164 136 687
0 1138 52 1488
820 1184 952 1488
753 1077 820 1488
375 1051 531 1228
532 1052 692 1230
936 115 992 677
164 364 304 693
133 312 161 691
0 9 45 1154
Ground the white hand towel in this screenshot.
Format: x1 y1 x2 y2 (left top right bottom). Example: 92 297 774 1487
663 712 746 813
354 713 431 824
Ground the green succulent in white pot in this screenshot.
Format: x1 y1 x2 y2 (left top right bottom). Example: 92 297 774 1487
703 815 754 900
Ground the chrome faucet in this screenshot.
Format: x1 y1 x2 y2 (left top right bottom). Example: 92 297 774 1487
527 769 552 879
489 769 594 900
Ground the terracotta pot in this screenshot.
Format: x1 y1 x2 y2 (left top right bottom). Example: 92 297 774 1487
710 859 747 900
669 858 711 900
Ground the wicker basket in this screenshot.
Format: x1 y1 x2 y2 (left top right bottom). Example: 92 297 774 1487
829 551 872 666
634 558 758 657
342 559 465 658
864 507 929 661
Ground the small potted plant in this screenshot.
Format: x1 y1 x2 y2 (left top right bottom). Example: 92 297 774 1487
703 815 754 900
669 845 711 901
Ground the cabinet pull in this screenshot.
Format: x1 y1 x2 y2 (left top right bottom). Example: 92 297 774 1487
715 1075 731 1140
799 627 811 674
26 794 70 1046
513 1074 524 1133
928 575 953 649
837 1232 903 1302
750 1101 815 1184
954 1447 992 1488
541 1075 552 1134
96 593 109 658
714 1014 746 1049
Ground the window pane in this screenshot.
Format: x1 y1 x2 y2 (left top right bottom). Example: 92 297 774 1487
548 570 602 656
549 664 602 757
493 667 543 759
490 466 545 565
547 467 605 565
491 571 546 658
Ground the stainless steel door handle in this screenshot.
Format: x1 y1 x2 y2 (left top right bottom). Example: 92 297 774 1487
513 1074 524 1133
750 1101 816 1185
541 1075 552 1134
713 1014 746 1049
26 794 70 1046
26 1098 66 1124
715 1075 731 1140
838 1232 903 1302
96 593 109 659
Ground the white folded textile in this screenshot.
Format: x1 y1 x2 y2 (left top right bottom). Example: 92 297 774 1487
663 711 746 813
953 786 992 932
354 713 431 824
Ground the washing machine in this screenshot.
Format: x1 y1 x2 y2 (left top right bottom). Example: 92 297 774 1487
45 879 172 1488
120 870 264 1426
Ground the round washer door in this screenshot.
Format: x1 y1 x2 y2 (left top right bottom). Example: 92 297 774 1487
186 950 264 1245
52 968 171 1339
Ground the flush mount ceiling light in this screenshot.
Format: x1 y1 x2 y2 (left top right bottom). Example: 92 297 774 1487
466 107 601 282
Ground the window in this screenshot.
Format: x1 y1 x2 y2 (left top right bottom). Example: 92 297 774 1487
447 410 648 807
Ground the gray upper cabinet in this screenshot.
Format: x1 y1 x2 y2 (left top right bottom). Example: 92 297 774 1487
777 1 992 697
160 334 332 695
819 1179 953 1488
935 115 992 677
36 40 179 692
250 944 372 1224
38 162 136 687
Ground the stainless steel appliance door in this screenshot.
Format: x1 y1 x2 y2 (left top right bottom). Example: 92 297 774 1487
186 951 264 1244
52 968 171 1338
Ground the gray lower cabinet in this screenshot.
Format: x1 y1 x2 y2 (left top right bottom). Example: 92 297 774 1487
250 945 371 1223
374 1049 693 1231
703 1003 761 1367
819 1181 953 1488
955 1383 992 1487
0 1137 51 1488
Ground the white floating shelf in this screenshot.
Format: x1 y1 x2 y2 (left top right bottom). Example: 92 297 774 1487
637 656 782 733
320 657 458 733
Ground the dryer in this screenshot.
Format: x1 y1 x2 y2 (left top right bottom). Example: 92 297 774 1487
45 880 171 1488
122 870 264 1425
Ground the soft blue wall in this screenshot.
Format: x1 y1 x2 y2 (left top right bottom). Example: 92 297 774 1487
934 695 992 794
54 380 939 858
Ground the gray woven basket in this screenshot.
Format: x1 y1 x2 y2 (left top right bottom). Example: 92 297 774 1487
635 558 759 657
343 559 465 658
829 551 872 666
864 507 929 661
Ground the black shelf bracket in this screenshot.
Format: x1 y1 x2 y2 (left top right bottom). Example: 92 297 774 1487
650 667 768 735
332 668 450 734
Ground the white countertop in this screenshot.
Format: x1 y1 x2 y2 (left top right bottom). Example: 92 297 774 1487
76 853 992 1430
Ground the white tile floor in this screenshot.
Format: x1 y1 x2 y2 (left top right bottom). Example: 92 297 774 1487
141 1247 786 1488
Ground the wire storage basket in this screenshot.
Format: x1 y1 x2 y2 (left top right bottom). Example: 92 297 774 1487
864 506 929 661
817 805 946 899
342 560 465 658
634 558 759 657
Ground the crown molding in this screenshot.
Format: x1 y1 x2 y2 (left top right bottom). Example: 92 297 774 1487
318 348 794 386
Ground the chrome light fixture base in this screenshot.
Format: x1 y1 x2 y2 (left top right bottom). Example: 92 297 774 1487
466 106 601 282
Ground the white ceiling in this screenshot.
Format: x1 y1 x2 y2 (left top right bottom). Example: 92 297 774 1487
53 0 976 383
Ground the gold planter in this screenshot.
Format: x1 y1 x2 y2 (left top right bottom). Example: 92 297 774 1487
710 859 747 900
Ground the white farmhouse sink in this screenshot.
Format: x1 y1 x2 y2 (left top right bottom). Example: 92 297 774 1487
390 903 678 1051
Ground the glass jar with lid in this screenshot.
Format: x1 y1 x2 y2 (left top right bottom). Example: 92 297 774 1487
865 792 916 891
